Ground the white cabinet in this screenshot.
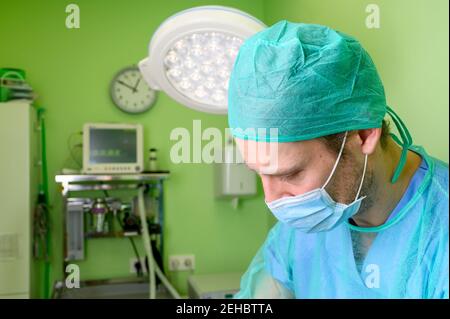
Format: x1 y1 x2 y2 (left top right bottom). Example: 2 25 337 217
0 101 38 298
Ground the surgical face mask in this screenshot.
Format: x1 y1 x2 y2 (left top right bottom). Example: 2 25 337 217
266 131 368 233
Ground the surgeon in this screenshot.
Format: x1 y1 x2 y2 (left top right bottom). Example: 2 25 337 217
228 21 449 299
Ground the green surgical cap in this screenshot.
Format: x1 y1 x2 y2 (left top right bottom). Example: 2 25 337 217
228 20 413 183
228 20 387 142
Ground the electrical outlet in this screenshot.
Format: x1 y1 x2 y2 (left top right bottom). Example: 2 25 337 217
169 254 195 271
129 257 147 274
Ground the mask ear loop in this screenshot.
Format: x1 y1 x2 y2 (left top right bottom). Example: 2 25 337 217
354 154 368 201
322 131 348 189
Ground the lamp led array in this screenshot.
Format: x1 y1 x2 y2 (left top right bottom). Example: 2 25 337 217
164 32 243 107
139 6 266 114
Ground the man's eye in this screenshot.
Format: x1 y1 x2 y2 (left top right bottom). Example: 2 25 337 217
280 171 300 182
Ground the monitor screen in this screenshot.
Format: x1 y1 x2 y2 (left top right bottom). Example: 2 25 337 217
89 128 137 164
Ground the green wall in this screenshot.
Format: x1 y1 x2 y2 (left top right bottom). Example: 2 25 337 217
1 0 448 298
264 0 449 162
0 0 272 298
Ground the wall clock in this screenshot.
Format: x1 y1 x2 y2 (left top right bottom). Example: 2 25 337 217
110 66 157 114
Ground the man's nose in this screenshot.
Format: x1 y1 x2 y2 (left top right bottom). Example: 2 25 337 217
260 175 297 203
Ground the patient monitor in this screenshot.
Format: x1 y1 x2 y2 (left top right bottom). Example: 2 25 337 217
82 123 144 174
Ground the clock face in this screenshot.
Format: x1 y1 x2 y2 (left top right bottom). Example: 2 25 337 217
110 66 157 114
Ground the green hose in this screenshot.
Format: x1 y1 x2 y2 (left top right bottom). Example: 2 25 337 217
36 106 51 299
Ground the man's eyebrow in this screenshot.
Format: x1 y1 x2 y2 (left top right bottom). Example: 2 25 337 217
270 163 304 176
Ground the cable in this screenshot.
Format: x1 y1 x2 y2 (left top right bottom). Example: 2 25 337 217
137 186 181 299
154 257 181 299
36 106 51 299
67 131 82 168
137 187 156 299
117 214 143 277
103 189 144 277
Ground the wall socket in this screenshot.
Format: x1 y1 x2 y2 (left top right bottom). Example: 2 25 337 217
168 254 195 271
129 257 147 274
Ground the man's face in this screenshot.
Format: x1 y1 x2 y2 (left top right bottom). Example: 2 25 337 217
235 136 374 209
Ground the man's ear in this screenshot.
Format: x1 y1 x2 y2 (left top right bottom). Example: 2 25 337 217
357 128 381 155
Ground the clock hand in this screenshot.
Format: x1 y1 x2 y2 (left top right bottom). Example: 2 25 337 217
118 80 135 91
133 78 141 92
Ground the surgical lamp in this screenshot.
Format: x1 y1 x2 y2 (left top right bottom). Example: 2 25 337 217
138 6 266 114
